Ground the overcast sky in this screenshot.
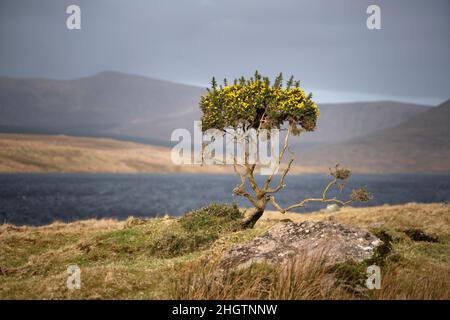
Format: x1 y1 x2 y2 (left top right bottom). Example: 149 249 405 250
0 0 448 104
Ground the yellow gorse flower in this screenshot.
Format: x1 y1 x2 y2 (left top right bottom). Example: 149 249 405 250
200 72 319 134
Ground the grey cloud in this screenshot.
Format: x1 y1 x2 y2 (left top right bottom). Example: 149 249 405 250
0 0 448 104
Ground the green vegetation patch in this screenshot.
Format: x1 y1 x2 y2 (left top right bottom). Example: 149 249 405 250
180 203 243 232
149 231 218 258
150 203 243 258
331 227 398 290
403 228 439 243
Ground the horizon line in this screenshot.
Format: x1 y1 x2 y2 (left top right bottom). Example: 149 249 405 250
0 70 446 107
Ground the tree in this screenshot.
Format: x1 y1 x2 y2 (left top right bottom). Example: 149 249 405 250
199 71 370 229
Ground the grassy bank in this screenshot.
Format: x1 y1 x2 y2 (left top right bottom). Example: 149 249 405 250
0 133 231 174
0 203 449 299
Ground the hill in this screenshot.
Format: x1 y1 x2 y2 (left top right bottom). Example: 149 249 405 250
1 72 445 173
0 133 229 174
0 72 428 147
298 100 450 173
296 101 427 147
0 72 204 146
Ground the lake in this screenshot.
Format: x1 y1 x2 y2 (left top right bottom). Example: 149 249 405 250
0 173 449 225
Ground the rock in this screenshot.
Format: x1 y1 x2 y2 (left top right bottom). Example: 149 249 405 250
369 221 385 228
220 221 382 270
325 204 340 213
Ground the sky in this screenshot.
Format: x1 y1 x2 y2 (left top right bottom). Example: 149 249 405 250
0 0 449 104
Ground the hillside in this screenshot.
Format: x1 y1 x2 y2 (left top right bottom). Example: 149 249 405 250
0 133 230 174
0 72 446 174
0 72 204 145
0 72 428 147
296 101 427 146
0 203 448 299
298 100 450 173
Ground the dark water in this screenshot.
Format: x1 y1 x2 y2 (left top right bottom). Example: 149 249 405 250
0 173 449 226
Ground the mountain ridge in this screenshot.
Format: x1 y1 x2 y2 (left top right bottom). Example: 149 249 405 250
298 100 450 173
0 71 431 146
0 71 447 173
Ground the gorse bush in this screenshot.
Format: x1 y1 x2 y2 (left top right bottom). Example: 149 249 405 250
199 72 370 229
200 72 319 133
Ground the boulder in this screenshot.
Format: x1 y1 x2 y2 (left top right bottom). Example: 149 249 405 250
324 204 340 213
220 221 382 270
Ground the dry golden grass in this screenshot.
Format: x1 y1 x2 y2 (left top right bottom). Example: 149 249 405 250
0 133 325 174
0 203 449 299
262 202 450 234
369 265 450 300
0 133 232 174
171 250 353 300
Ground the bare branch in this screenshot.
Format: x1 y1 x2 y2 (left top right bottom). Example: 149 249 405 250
322 177 337 199
284 197 353 212
232 159 258 207
265 148 295 193
268 194 352 214
267 174 353 213
263 125 292 190
267 195 286 213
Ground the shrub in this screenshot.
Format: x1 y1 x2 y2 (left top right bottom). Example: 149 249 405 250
180 203 243 233
149 204 243 258
199 72 370 229
149 232 218 258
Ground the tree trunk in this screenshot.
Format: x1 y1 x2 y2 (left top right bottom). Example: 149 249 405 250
240 207 265 229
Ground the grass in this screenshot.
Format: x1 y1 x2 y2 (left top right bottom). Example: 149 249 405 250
0 133 231 173
149 204 242 258
0 203 449 299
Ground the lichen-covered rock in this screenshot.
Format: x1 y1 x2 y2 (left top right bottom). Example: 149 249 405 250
220 221 382 270
324 204 340 213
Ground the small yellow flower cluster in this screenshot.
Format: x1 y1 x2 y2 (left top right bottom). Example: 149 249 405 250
199 73 319 132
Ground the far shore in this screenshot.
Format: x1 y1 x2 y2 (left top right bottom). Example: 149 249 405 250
1 133 450 175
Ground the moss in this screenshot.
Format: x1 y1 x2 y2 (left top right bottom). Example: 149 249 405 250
332 225 446 293
367 228 395 266
331 228 397 290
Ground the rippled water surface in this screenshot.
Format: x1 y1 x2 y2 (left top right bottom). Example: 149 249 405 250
1 173 449 225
